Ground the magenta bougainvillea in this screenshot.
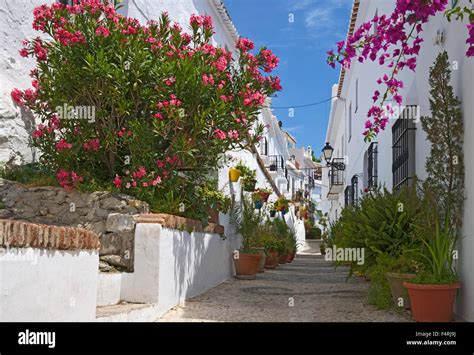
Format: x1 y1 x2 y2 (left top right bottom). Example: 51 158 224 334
327 0 474 141
12 0 281 218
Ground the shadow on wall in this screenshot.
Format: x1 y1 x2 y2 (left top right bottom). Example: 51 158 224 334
171 224 237 303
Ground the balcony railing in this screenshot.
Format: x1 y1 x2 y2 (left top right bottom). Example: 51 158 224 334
327 158 345 199
268 155 285 172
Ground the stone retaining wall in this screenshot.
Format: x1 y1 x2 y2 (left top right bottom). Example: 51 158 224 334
0 178 148 272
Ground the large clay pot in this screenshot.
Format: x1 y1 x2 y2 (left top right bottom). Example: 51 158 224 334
234 253 261 279
386 272 416 309
278 254 287 264
290 252 296 261
253 248 266 273
264 250 279 269
403 282 461 322
285 253 293 263
229 168 241 182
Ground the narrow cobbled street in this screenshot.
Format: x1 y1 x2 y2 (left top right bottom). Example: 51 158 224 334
158 242 411 322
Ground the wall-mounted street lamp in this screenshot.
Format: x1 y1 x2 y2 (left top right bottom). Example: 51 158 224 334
322 142 334 164
321 142 345 170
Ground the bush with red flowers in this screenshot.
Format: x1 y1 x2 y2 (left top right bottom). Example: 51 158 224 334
12 1 281 220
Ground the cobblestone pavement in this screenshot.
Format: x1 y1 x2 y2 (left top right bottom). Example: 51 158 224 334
158 242 411 322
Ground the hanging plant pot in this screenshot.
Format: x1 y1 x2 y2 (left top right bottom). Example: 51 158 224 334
269 210 276 217
403 282 461 322
243 179 257 192
281 209 287 216
259 192 271 202
229 168 241 182
254 200 263 209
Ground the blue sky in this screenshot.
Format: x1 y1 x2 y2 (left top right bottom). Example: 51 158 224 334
224 0 353 152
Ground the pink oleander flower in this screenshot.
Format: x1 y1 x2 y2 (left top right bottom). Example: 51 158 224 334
154 112 163 120
113 174 122 188
227 130 239 139
32 124 45 139
82 138 100 151
133 166 147 179
213 56 227 71
164 76 176 86
236 37 254 52
11 88 24 105
95 25 111 37
213 129 226 140
55 138 73 151
19 48 29 57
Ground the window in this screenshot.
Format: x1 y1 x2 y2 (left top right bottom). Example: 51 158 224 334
355 79 359 113
268 155 284 172
392 106 417 191
348 102 352 142
351 175 359 204
367 142 378 190
260 137 268 156
344 186 353 207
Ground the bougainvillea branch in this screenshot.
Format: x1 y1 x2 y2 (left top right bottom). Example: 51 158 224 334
327 0 473 142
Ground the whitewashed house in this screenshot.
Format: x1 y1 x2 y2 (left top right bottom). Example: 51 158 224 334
322 0 474 321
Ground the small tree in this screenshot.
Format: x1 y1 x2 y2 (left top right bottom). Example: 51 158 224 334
421 51 464 229
11 1 281 221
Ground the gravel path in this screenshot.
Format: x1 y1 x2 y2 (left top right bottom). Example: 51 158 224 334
158 242 411 322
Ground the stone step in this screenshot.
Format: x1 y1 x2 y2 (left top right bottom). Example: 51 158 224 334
96 302 161 322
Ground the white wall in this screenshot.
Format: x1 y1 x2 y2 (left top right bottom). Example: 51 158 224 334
323 0 474 321
0 0 55 164
121 223 239 317
0 247 99 321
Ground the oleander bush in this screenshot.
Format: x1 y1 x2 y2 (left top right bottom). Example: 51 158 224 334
11 0 281 221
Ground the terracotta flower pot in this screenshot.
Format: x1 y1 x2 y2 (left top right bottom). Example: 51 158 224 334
253 248 266 273
278 254 287 264
264 250 279 269
260 192 270 202
290 252 296 261
386 272 416 309
229 168 241 182
403 282 461 322
285 253 293 263
234 253 261 280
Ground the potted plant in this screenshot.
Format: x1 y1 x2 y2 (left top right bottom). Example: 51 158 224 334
385 252 421 310
196 182 231 225
273 196 289 215
319 242 327 255
403 219 461 322
269 209 276 218
251 191 263 209
230 196 262 279
236 162 257 192
256 187 273 203
229 167 241 182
